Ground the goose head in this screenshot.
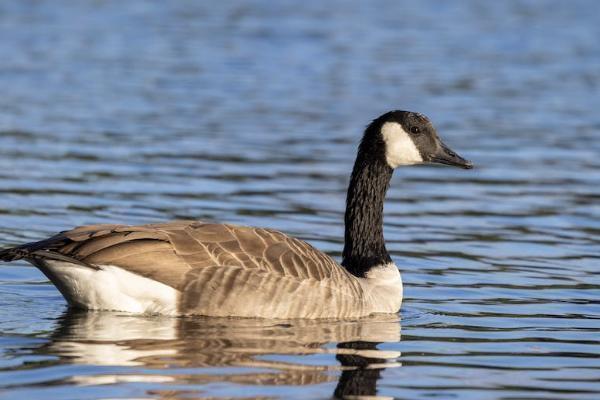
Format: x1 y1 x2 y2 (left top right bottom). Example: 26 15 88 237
365 110 473 170
343 110 472 278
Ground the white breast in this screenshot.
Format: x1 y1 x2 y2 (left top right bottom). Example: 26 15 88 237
358 263 403 314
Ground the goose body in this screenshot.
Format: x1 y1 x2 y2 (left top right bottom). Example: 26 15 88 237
0 110 471 318
17 222 402 318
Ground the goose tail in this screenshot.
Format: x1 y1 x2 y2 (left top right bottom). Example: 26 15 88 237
0 242 96 269
0 246 26 262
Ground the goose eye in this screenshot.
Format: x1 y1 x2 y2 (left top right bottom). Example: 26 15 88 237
410 126 420 134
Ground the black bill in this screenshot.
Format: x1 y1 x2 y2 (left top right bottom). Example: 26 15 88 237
430 142 473 169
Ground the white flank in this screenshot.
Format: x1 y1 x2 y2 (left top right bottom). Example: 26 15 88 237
381 122 423 168
41 261 178 315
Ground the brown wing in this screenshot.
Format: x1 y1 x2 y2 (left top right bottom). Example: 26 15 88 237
3 221 348 290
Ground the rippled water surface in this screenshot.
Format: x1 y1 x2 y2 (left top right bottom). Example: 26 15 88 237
1 1 600 399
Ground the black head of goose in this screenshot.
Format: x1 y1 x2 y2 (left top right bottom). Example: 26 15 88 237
0 110 472 319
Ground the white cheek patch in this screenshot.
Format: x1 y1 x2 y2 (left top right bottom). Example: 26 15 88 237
381 122 423 168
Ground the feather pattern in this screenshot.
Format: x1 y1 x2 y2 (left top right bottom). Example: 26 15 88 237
1 221 393 318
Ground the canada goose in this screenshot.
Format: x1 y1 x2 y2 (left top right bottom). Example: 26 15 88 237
0 110 472 318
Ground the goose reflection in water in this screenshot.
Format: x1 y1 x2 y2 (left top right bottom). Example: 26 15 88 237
36 311 401 399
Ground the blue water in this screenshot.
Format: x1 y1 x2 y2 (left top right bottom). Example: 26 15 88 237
1 1 600 399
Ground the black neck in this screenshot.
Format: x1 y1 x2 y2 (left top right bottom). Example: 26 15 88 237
341 134 393 277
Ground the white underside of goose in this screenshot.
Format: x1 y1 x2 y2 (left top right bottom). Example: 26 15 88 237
38 261 179 315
